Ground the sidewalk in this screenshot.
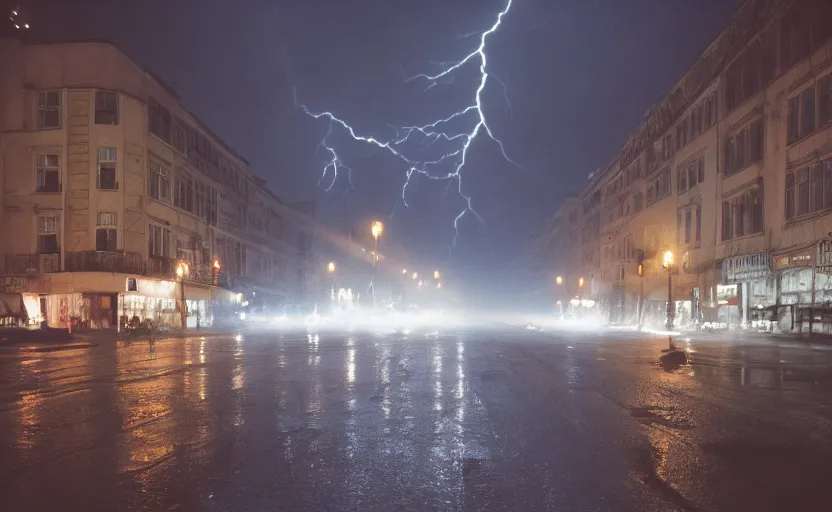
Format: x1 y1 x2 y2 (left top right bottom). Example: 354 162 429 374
0 326 232 346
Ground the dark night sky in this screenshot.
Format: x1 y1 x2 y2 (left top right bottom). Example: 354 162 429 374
20 0 738 286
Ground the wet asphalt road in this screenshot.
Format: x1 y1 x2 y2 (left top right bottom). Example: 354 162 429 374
2 327 832 511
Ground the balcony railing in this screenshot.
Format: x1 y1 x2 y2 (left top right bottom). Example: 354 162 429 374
65 251 144 274
5 253 60 275
146 257 217 286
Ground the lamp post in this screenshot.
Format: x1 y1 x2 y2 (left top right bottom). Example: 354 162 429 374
433 270 440 280
400 269 407 303
176 262 189 329
371 221 383 305
663 250 675 349
327 261 336 302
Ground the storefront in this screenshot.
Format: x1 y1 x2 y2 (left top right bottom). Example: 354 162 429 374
720 253 773 327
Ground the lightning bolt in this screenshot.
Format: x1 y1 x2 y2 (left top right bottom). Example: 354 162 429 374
297 0 516 247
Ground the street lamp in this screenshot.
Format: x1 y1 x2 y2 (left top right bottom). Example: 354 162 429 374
556 276 563 286
433 270 440 280
176 262 189 328
663 250 676 348
327 261 336 273
437 282 442 289
412 272 418 280
327 262 336 302
370 221 383 304
400 269 407 302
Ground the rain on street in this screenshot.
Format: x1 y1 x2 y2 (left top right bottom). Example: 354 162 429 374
2 327 832 511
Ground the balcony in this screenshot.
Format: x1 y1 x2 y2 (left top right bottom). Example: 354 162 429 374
65 251 144 274
4 253 60 275
146 257 217 286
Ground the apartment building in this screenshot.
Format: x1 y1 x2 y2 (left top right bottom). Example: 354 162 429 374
570 0 832 329
0 38 315 328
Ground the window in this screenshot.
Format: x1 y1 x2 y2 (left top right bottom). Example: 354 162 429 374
788 95 801 144
726 33 776 112
685 210 692 244
94 91 118 124
148 224 171 258
695 205 702 242
725 119 763 175
633 193 643 213
802 86 816 136
37 91 60 129
208 187 218 226
171 121 187 154
95 212 117 251
37 216 58 253
149 99 171 142
820 75 832 128
678 157 705 194
786 160 832 219
148 159 170 201
750 182 763 234
722 201 732 241
174 170 194 212
97 147 117 190
647 170 670 206
36 154 60 193
723 180 764 241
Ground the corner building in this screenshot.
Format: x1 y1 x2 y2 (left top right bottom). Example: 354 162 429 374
0 39 314 328
573 0 832 330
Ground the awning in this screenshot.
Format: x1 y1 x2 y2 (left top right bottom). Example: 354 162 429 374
0 293 25 317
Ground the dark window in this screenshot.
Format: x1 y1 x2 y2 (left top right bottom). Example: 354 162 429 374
735 197 746 237
750 119 763 163
633 193 643 212
811 163 824 212
820 75 832 127
96 212 117 251
797 167 811 216
685 210 692 244
126 277 138 292
97 147 117 190
37 216 58 253
751 181 764 234
825 160 832 209
697 157 705 183
695 205 702 242
786 172 795 218
149 160 170 201
788 95 801 144
96 228 117 251
36 154 60 193
94 91 118 124
802 86 816 135
149 99 171 141
678 167 687 193
171 121 187 154
148 224 171 258
722 201 732 241
37 91 60 129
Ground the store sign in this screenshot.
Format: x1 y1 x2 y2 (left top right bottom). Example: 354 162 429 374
1 276 29 293
773 249 813 270
722 253 769 284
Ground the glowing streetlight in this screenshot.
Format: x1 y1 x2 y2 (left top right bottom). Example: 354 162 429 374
433 270 440 280
402 268 407 274
556 276 563 286
412 272 418 280
327 261 336 273
437 282 442 289
213 259 221 270
371 221 384 240
370 221 383 305
662 250 674 269
578 277 584 289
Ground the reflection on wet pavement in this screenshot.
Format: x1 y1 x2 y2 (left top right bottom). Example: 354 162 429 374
1 328 832 510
